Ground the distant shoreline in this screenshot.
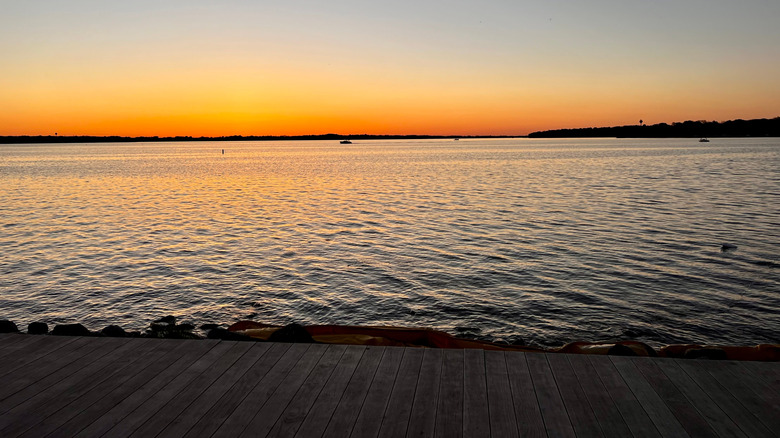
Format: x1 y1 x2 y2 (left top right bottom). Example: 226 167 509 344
3 116 779 143
0 134 522 144
529 116 780 138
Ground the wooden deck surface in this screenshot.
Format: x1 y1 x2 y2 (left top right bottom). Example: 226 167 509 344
0 334 777 437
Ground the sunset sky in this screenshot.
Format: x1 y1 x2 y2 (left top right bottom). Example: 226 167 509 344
2 1 779 136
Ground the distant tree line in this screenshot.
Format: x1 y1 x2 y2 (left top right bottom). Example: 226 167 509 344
528 117 780 138
0 133 518 144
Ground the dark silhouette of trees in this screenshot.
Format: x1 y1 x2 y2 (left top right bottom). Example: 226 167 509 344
528 117 780 138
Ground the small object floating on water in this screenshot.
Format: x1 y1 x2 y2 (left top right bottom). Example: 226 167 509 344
222 149 224 154
721 243 738 252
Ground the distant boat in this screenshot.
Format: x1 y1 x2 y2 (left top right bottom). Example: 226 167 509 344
699 138 710 142
340 140 352 144
454 138 459 141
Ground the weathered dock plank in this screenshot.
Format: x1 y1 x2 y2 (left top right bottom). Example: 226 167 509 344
0 336 101 402
350 346 404 437
320 345 386 438
610 356 690 438
17 338 175 438
0 337 130 415
505 351 546 438
0 335 777 438
265 344 348 437
567 353 632 438
377 347 425 438
183 342 293 438
587 354 660 438
675 358 774 438
655 358 748 438
526 352 576 438
293 344 368 437
103 340 242 438
698 359 780 433
463 348 490 438
0 335 82 378
230 343 330 438
0 337 143 437
547 353 602 438
484 350 517 438
434 348 464 438
49 339 212 437
73 339 220 437
407 348 443 438
0 334 32 355
203 342 311 438
157 341 273 438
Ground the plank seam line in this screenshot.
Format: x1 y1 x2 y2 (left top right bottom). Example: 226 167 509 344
0 337 128 415
404 348 440 438
185 342 293 438
167 342 272 438
0 336 73 370
482 350 492 438
393 348 424 438
700 360 775 433
498 350 522 436
0 336 83 382
343 346 390 438
0 338 141 437
58 339 196 437
88 339 225 438
461 349 467 438
399 348 422 438
42 339 175 438
564 354 611 438
314 346 369 438
608 356 668 438
542 353 575 436
113 340 232 437
267 344 348 437
138 341 254 438
665 359 746 437
141 339 235 438
369 347 406 438
428 348 445 438
524 353 549 437
0 336 78 372
579 355 637 438
636 357 718 437
232 343 314 438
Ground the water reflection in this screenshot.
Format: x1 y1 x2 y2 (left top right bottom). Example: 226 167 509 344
0 138 778 346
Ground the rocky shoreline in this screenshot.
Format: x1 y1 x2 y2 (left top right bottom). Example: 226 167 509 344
0 316 253 342
2 317 778 361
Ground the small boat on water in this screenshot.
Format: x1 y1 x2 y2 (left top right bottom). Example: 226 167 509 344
699 138 710 142
340 140 352 144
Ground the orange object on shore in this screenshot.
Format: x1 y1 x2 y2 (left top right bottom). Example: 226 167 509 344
227 321 779 361
228 321 546 352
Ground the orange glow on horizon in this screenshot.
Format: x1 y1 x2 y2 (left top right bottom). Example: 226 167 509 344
2 3 779 137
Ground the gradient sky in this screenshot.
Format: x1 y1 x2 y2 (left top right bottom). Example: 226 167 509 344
2 0 779 136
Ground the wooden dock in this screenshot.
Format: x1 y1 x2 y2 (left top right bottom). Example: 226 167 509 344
0 334 777 437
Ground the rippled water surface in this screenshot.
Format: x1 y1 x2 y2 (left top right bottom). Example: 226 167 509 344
1 138 778 346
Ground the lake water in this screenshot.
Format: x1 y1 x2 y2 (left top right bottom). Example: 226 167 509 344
1 138 778 347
